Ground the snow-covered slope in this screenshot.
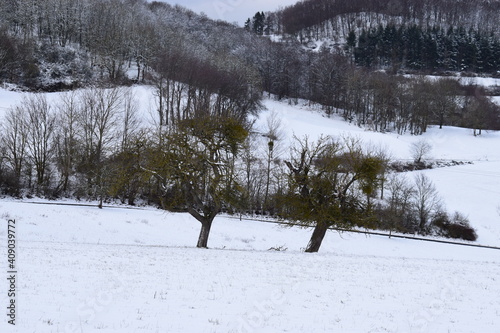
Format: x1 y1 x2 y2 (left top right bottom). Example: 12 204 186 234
256 98 500 245
0 199 499 333
0 86 499 332
258 98 500 161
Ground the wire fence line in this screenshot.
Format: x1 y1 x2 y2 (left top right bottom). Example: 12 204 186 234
19 200 500 251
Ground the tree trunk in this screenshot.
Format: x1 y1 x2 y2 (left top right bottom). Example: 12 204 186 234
197 220 213 248
305 222 329 253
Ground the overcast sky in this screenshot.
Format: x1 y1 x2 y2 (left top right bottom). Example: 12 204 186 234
157 0 298 25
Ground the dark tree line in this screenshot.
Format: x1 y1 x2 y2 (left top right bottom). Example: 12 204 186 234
248 42 500 135
354 24 500 73
252 1 500 74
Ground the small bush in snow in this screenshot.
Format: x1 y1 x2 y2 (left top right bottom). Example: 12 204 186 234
432 211 477 241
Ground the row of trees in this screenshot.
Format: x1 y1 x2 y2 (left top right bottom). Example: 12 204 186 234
152 46 262 128
0 86 254 246
0 89 477 251
0 89 137 201
353 24 500 73
250 42 500 135
1 0 499 139
277 0 500 38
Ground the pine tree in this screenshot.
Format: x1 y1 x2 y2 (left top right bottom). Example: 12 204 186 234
252 12 265 35
405 25 424 69
244 18 251 32
346 30 357 49
345 30 356 61
354 29 368 66
422 29 439 70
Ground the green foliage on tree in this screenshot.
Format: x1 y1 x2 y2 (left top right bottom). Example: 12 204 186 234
279 136 386 253
144 115 249 248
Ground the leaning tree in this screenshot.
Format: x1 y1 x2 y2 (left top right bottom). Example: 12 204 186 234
280 136 386 252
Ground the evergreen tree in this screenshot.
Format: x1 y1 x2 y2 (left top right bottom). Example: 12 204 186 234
405 25 423 69
252 12 265 35
492 39 500 71
380 25 396 67
354 29 368 66
244 18 251 32
422 29 439 70
345 30 356 61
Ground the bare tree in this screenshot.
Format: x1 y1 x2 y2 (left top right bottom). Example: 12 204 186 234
120 88 139 150
384 174 416 233
0 46 7 72
77 87 123 206
22 94 56 192
1 106 28 195
430 78 461 129
240 132 264 214
410 139 432 164
54 91 81 193
413 173 441 233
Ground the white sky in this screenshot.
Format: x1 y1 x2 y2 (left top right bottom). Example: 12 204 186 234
156 0 298 25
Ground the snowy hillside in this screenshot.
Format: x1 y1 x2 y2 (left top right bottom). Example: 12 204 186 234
1 86 500 332
256 98 500 244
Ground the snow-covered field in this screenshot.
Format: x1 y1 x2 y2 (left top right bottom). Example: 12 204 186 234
0 200 499 333
0 85 500 332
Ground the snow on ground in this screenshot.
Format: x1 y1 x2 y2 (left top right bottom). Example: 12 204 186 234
0 85 500 332
403 74 500 88
420 161 500 244
0 200 499 333
257 98 500 246
257 99 500 162
0 86 23 113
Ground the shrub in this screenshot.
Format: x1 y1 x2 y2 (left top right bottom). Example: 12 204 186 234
446 223 477 241
432 211 477 241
